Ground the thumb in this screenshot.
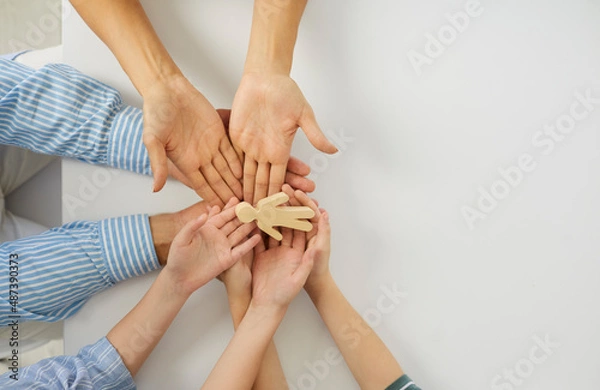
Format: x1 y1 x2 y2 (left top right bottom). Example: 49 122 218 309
293 250 315 287
300 108 338 154
143 133 169 192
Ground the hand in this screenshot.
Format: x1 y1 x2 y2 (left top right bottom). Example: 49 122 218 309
142 74 243 205
218 108 316 194
164 199 261 295
251 227 314 309
281 184 331 291
218 246 254 300
230 72 337 204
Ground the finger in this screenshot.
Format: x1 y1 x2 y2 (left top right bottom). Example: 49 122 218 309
207 205 221 220
287 156 311 177
143 134 169 192
191 171 222 207
219 137 243 179
294 189 320 220
208 205 237 228
292 229 306 251
223 196 239 210
292 250 315 286
243 158 258 203
254 233 266 254
299 108 338 154
228 221 258 247
254 162 270 204
173 214 207 246
231 234 262 261
213 153 243 199
268 164 287 196
285 172 316 193
281 227 293 247
221 216 243 236
200 164 236 205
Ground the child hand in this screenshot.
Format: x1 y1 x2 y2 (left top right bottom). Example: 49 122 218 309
164 198 261 296
281 184 331 291
251 227 314 310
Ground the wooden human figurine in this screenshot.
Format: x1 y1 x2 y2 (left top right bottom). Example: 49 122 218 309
235 192 315 241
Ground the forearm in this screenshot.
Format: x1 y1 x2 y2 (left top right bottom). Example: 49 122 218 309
245 0 308 75
70 0 181 96
226 291 289 390
107 270 190 377
202 304 284 389
306 274 404 390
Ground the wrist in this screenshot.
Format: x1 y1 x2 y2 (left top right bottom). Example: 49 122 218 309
148 213 179 266
157 269 193 302
305 272 335 302
246 300 287 324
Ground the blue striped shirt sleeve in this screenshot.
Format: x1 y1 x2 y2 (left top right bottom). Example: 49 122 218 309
0 59 150 175
0 215 159 325
0 337 136 389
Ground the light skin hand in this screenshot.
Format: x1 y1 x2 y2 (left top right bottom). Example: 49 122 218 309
202 228 313 389
218 108 317 194
70 0 243 205
164 198 261 295
107 199 259 378
231 0 337 204
143 77 243 205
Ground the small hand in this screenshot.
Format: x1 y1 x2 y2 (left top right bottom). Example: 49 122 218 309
251 227 314 309
281 184 330 290
230 73 337 204
164 198 261 295
142 74 243 205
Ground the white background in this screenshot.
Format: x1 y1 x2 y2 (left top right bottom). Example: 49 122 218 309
62 0 600 389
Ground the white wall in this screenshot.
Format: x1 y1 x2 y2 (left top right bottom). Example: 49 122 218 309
62 1 600 389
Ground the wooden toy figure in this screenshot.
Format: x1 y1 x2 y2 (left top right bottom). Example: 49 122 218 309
235 192 315 241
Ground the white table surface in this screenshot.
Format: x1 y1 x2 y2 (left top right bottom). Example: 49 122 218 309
61 0 600 389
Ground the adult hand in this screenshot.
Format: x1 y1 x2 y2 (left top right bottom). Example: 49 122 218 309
164 198 261 295
142 74 243 205
230 72 337 204
282 184 331 291
251 226 314 309
217 108 317 195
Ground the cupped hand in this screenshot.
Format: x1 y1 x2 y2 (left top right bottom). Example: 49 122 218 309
218 108 316 194
281 184 331 290
251 227 314 309
164 198 261 295
230 73 337 204
142 74 243 205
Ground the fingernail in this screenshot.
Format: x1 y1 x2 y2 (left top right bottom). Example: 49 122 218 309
323 212 329 221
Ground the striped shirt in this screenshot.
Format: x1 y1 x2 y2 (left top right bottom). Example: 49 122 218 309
0 337 135 389
0 58 158 387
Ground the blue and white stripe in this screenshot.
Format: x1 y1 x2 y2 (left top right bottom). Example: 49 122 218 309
0 215 159 326
0 337 136 389
0 59 151 175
